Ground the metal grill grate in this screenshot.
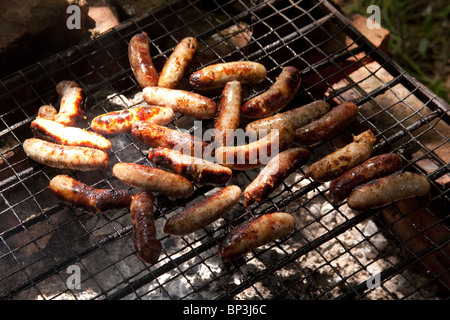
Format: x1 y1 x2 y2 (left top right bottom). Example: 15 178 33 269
0 0 448 300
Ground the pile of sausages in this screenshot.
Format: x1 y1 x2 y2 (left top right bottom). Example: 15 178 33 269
22 31 431 265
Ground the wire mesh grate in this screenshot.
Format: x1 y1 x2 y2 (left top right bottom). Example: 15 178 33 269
0 0 449 300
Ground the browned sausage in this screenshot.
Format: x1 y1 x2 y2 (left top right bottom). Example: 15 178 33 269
142 86 217 120
132 121 208 157
128 32 158 88
347 171 430 211
214 126 294 170
189 61 267 90
54 80 85 126
294 101 358 146
23 138 108 171
214 80 242 147
30 117 111 151
329 153 403 203
244 147 310 207
37 105 58 120
130 191 162 264
148 147 232 185
49 174 132 214
245 100 330 138
305 130 377 183
158 37 198 89
163 185 242 236
241 66 302 119
218 212 295 262
90 106 175 135
113 162 194 198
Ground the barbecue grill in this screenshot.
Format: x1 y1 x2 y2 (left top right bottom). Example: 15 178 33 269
0 0 449 300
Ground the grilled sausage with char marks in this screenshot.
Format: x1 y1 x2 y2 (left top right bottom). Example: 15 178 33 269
329 153 403 203
215 125 294 170
128 32 158 88
148 147 232 185
49 174 132 214
91 106 174 135
189 61 267 91
132 121 208 157
241 66 302 119
214 80 242 147
113 163 194 198
244 147 310 207
142 86 217 120
23 138 108 171
130 191 162 264
164 185 242 236
306 130 377 183
158 37 198 89
245 100 330 138
219 212 295 262
295 101 358 146
347 171 430 211
54 80 85 126
31 117 111 151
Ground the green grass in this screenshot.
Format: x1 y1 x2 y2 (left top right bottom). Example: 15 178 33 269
338 0 450 102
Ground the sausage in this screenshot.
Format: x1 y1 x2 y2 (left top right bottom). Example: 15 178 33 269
189 61 267 90
214 80 242 147
23 138 108 171
244 147 310 207
329 153 403 203
37 105 58 120
54 80 85 127
30 117 111 151
305 130 377 183
90 105 175 135
245 100 330 138
163 185 242 236
112 163 194 198
148 147 232 185
215 125 294 170
347 171 430 211
130 191 162 264
132 121 208 157
142 86 217 120
128 32 158 88
49 174 132 214
294 101 358 146
241 66 302 119
158 37 198 89
218 212 295 262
